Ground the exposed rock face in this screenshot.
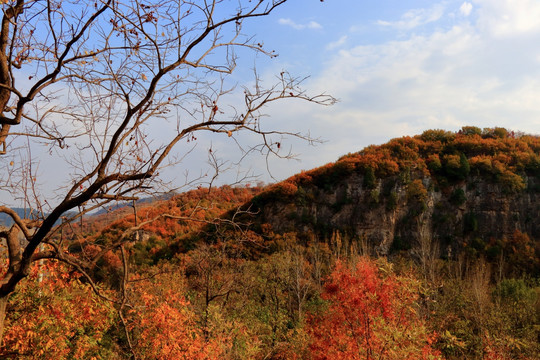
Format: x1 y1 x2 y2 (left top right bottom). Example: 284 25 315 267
255 172 540 256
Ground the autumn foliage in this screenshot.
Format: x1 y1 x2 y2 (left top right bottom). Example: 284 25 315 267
2 128 539 359
252 127 539 211
307 258 441 360
127 270 226 360
1 263 116 359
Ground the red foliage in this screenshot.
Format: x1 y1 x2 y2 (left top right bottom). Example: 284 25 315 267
307 258 441 360
79 185 261 250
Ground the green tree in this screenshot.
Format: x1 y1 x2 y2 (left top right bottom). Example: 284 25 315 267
460 126 482 136
444 153 470 180
363 167 377 189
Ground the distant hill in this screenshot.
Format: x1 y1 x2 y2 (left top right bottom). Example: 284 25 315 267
0 208 40 227
91 191 179 216
0 192 178 230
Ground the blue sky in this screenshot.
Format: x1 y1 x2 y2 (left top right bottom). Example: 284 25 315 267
227 0 540 183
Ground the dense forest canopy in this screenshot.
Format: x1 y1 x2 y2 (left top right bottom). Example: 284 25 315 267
259 126 539 203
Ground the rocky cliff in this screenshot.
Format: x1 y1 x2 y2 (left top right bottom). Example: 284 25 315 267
255 172 539 255
246 128 540 264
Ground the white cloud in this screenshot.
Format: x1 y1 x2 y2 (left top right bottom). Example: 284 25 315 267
307 21 322 30
460 2 473 16
377 4 445 30
326 35 348 50
278 18 322 30
261 0 540 181
305 4 540 154
245 0 540 183
475 0 540 37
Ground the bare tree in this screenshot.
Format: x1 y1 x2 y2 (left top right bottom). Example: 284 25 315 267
0 0 335 343
415 217 440 284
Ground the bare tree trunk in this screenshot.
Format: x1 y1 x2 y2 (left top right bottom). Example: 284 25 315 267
0 294 8 348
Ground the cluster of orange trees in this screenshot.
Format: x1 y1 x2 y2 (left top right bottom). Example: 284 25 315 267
2 253 445 359
257 126 539 204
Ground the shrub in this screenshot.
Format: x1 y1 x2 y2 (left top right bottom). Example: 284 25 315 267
427 154 442 172
369 189 380 206
450 188 467 206
498 170 526 193
463 212 478 234
407 179 428 202
444 153 470 180
494 278 537 303
386 191 398 211
363 167 376 189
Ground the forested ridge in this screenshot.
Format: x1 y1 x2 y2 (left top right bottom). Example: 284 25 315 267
246 126 540 274
1 127 539 359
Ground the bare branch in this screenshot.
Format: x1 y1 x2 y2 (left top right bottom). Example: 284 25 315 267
0 2 335 341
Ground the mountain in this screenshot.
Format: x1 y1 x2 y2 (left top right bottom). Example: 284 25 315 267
234 127 540 273
0 208 40 227
5 127 538 359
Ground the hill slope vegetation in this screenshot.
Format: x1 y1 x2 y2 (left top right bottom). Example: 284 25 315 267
2 127 539 359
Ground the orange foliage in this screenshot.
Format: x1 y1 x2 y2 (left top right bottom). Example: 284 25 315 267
289 171 313 186
250 127 538 212
73 185 262 265
1 263 116 359
378 159 400 176
407 179 428 201
128 270 226 360
469 155 493 173
272 181 298 197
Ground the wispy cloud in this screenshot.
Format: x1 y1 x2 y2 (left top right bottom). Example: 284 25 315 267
377 4 445 30
278 18 322 30
326 35 348 50
304 0 540 157
460 2 473 16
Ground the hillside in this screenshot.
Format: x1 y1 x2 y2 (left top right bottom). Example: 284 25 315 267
77 127 540 274
2 127 539 359
68 185 263 267
233 127 540 273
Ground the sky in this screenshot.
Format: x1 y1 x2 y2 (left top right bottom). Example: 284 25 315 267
4 0 540 207
226 0 540 184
